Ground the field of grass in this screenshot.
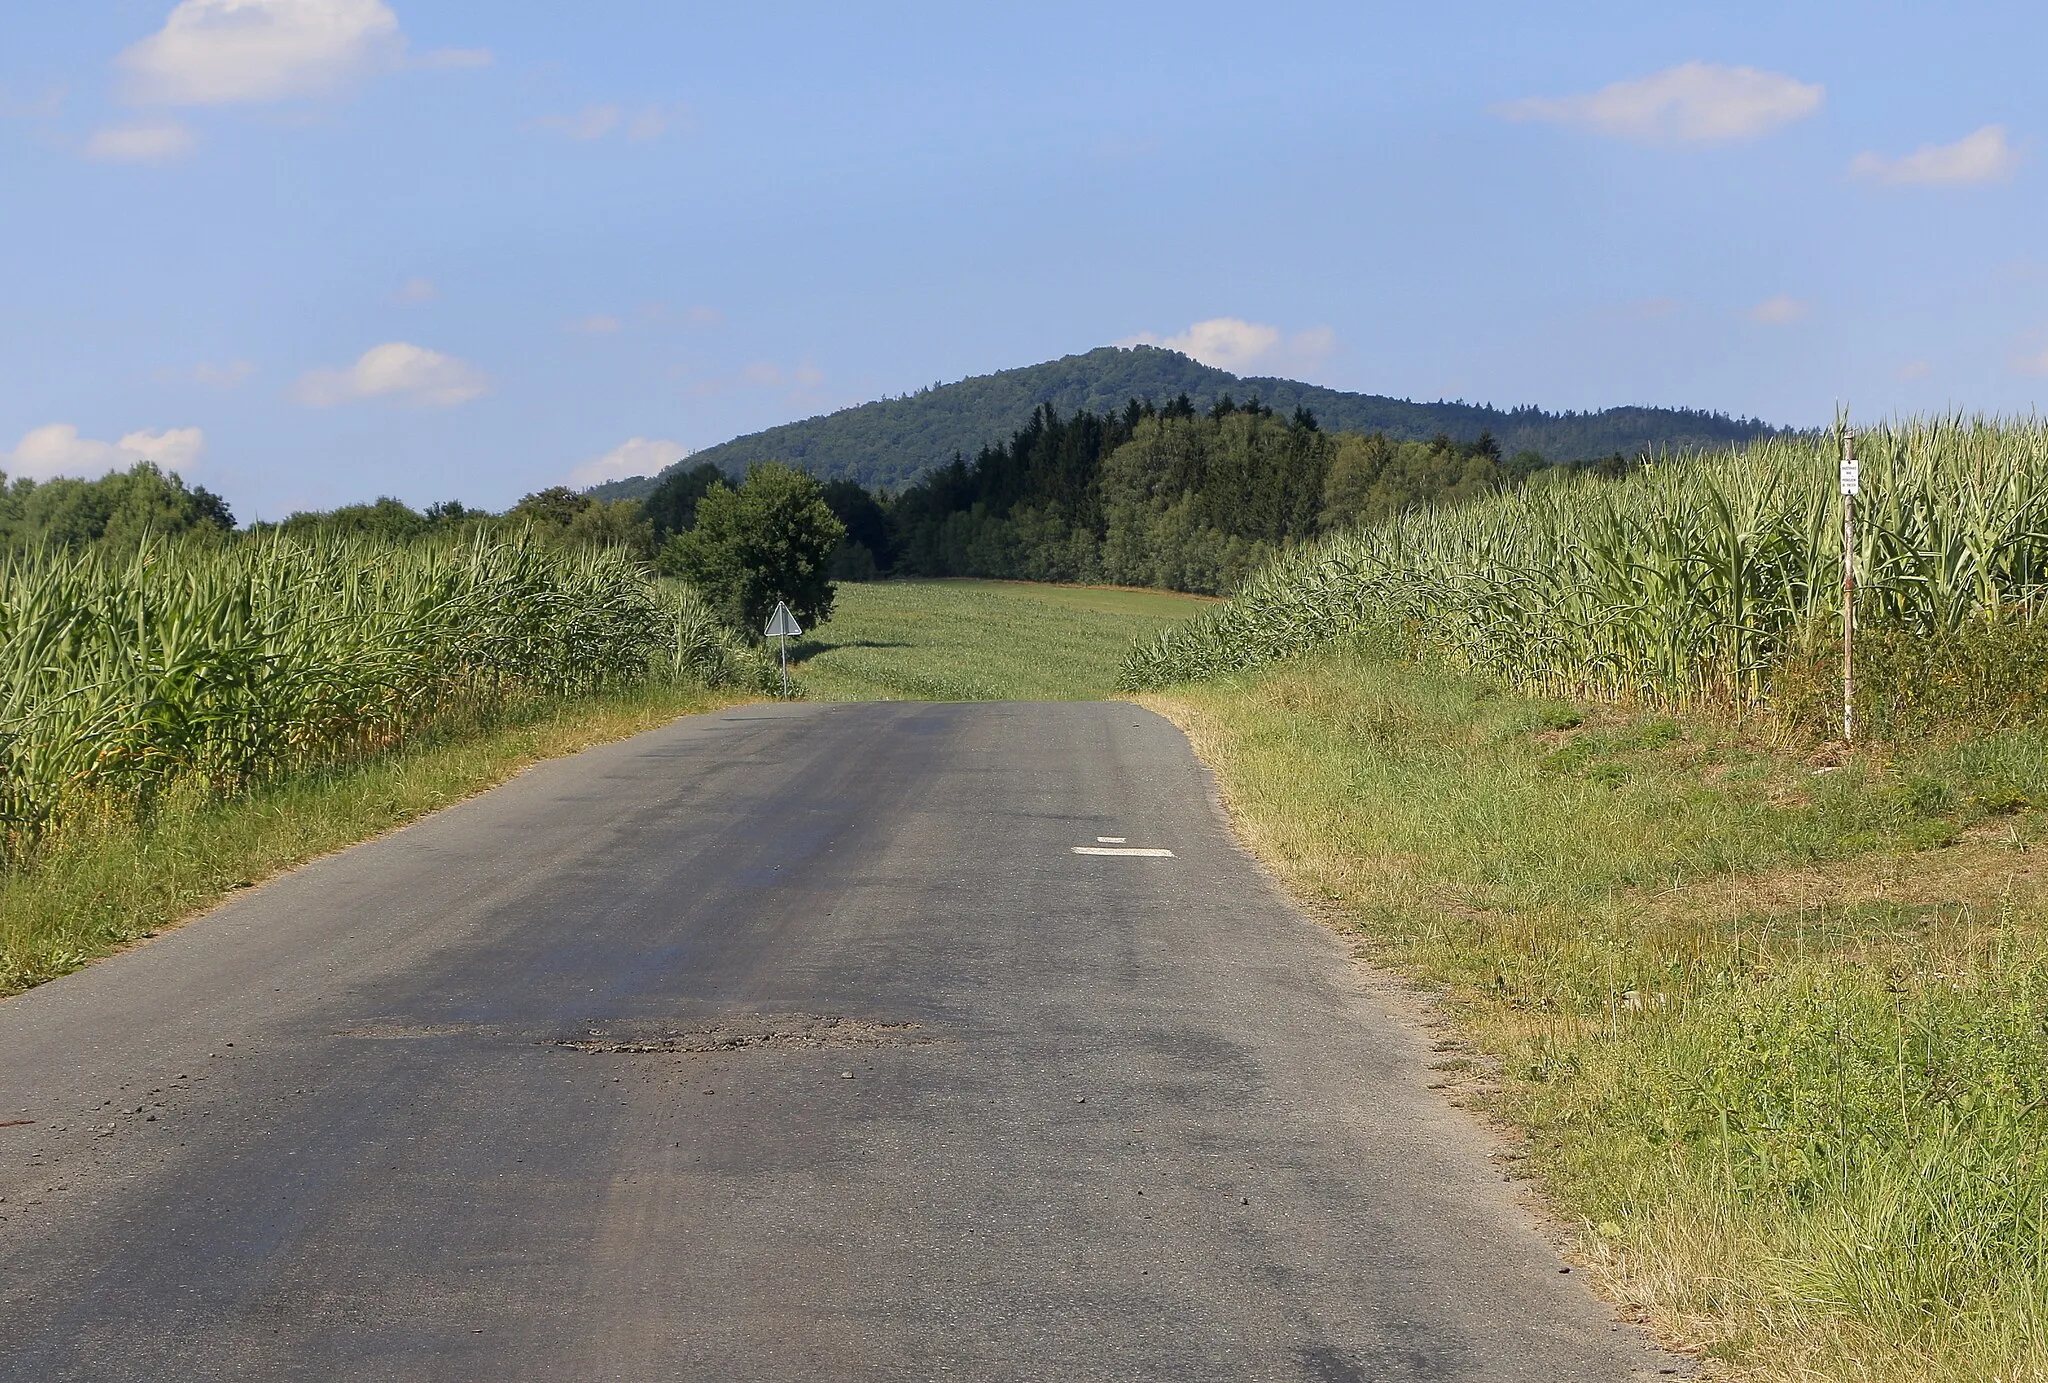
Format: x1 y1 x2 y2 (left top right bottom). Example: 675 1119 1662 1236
795 578 1214 701
1146 638 2048 1382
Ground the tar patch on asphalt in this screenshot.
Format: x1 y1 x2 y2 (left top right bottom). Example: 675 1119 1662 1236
543 1013 937 1055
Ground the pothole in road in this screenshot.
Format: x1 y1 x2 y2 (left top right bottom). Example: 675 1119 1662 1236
544 1014 937 1055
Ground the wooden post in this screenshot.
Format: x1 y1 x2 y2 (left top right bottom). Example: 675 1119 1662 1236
1841 427 1856 745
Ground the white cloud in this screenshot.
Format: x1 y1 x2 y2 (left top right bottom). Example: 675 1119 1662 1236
1118 318 1336 374
533 102 689 141
291 341 491 407
1851 125 2018 185
1748 294 1811 325
395 275 437 303
85 120 195 162
3 423 206 481
118 0 403 106
569 437 692 489
1495 62 1823 143
568 314 623 335
1120 319 1274 371
2012 346 2048 378
1897 360 1932 381
1169 318 1279 369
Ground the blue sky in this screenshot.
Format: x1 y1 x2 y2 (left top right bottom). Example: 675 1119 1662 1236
2 2 2043 517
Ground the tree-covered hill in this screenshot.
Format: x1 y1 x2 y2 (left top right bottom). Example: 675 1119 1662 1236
588 345 1783 498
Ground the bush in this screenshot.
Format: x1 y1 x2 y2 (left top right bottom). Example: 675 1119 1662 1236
659 463 844 634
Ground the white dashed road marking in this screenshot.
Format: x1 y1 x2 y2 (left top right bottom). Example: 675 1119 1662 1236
1071 846 1175 857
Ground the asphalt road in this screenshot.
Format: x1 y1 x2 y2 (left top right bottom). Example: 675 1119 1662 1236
0 702 1683 1381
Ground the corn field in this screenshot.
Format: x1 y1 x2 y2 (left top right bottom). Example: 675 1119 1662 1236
1119 417 2048 705
1 533 750 858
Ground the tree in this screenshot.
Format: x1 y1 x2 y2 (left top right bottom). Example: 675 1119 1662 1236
1 462 235 551
510 486 592 527
280 496 430 541
819 477 894 578
560 499 654 557
641 461 726 542
661 463 845 632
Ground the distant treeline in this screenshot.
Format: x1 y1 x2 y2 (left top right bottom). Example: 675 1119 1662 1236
0 464 235 553
6 393 1645 599
0 464 648 559
872 393 1641 593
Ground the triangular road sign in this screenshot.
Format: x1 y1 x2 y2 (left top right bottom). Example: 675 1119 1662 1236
764 601 802 638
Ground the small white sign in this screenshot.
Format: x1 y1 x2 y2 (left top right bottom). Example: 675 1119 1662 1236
764 601 802 638
1839 457 1861 496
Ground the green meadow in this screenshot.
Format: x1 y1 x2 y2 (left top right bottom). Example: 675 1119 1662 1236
793 578 1214 702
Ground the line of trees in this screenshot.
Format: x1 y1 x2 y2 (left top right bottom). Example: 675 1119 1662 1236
4 391 1646 615
0 463 235 553
2 459 849 638
869 394 1635 594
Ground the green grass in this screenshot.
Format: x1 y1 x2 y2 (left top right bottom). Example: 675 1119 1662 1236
794 578 1215 701
1146 639 2048 1383
0 682 742 996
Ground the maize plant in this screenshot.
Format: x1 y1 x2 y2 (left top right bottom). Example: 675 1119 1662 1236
1119 417 2048 703
0 532 734 858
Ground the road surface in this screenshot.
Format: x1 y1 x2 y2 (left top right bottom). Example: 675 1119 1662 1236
0 702 1683 1381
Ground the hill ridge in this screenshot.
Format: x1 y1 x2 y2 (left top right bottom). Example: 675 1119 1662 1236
588 345 1782 499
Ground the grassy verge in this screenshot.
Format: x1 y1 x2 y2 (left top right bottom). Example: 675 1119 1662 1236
796 578 1215 701
1144 639 2048 1382
0 682 746 996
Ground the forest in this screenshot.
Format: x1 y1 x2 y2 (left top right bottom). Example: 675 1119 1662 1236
875 394 1633 594
591 345 1780 498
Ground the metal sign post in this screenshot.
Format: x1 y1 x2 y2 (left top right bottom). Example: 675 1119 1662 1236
1839 428 1859 745
764 600 803 698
